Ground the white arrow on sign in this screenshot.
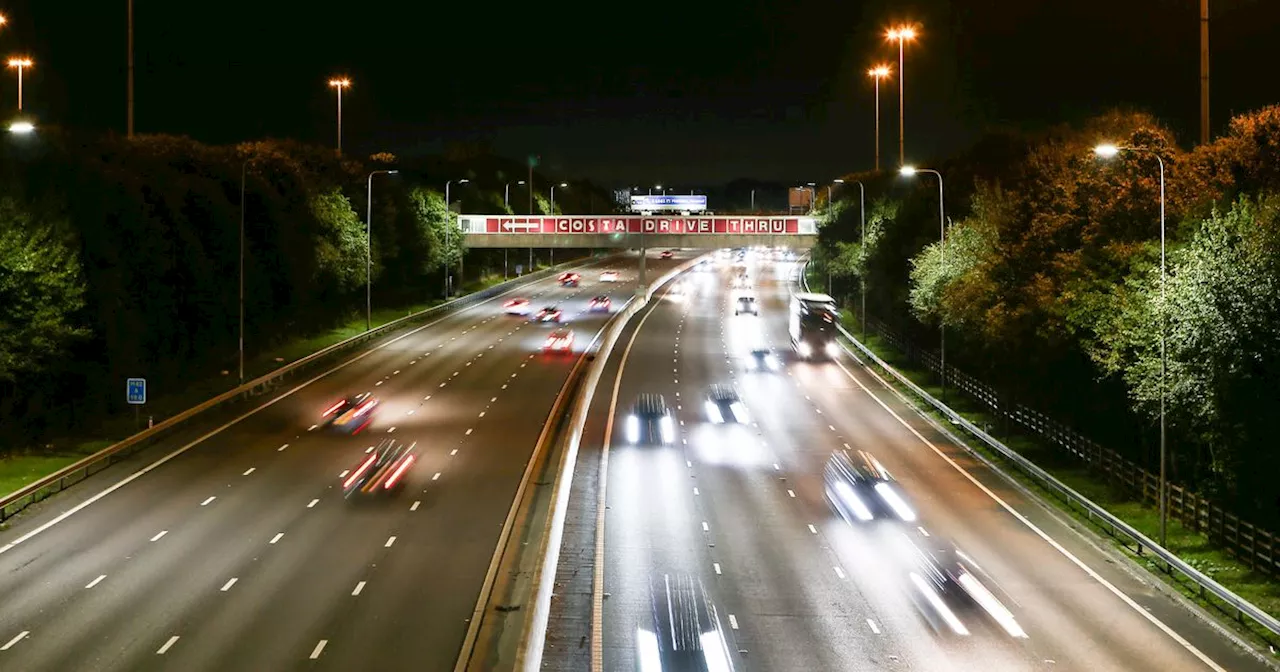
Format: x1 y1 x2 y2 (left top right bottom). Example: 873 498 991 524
501 219 541 231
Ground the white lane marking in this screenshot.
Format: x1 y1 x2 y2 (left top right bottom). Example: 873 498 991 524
808 524 818 534
450 449 458 456
393 370 400 375
156 636 180 655
440 383 446 388
787 490 796 498
352 581 366 596
200 496 216 506
867 618 881 634
501 384 508 390
467 362 473 367
411 501 421 511
466 428 474 436
309 640 328 659
307 425 318 431
693 487 700 495
0 631 28 651
279 443 290 451
150 530 167 542
511 373 517 378
702 521 710 532
829 424 836 431
307 498 319 508
713 563 722 575
425 395 432 400
831 359 1230 671
432 473 442 481
385 536 397 548
834 566 846 579
85 574 107 589
918 526 930 537
728 615 739 630
269 533 283 544
387 426 397 433
375 380 384 386
406 410 415 415
772 463 780 471
491 397 498 402
365 445 375 453
221 578 238 592
243 467 255 476
339 470 350 478
686 460 692 468
521 363 527 368
479 411 486 418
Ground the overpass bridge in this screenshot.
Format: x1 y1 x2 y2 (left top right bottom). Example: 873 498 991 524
459 214 818 249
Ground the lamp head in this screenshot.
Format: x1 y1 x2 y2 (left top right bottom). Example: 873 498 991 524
517 180 526 185
833 179 845 184
328 78 351 88
899 166 918 176
8 120 34 134
1093 144 1121 158
868 64 892 79
559 182 568 188
7 58 32 68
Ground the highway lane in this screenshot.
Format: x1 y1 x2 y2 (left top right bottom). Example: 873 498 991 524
0 251 686 671
593 251 1268 671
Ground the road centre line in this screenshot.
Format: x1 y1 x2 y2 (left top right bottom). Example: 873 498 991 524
85 574 107 589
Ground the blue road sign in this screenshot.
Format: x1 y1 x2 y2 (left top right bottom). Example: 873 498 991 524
127 378 147 405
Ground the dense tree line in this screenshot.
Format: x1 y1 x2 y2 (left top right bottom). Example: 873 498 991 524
815 106 1280 523
0 131 613 450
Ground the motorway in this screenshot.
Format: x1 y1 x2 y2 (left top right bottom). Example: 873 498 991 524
0 251 685 671
587 251 1269 671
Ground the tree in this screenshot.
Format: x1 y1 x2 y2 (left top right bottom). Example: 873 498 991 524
308 189 368 293
0 198 89 381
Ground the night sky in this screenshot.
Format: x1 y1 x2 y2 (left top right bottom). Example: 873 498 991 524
3 0 1277 184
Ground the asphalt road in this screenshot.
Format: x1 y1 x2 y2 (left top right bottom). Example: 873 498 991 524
0 251 687 671
593 251 1270 671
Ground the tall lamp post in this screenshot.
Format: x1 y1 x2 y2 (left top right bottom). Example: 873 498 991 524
848 180 867 340
868 64 892 171
126 2 133 137
549 182 567 214
7 58 32 111
886 26 917 166
900 166 946 400
328 78 351 153
1094 143 1168 545
444 178 469 297
505 180 526 209
367 170 399 330
239 158 258 384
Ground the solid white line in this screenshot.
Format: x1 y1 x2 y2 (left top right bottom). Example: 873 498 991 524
352 581 366 596
200 496 216 506
220 578 238 592
150 530 167 542
0 631 28 651
831 357 1230 671
309 640 327 659
432 473 441 481
85 574 107 589
269 533 283 544
156 636 179 655
411 501 421 511
307 498 319 508
867 618 881 634
385 536 396 548
713 563 722 575
279 443 290 451
728 615 739 630
243 467 255 475
808 524 818 534
834 566 846 579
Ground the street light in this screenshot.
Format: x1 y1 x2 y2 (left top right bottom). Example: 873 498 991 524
550 182 568 214
1093 142 1169 545
367 170 399 330
806 182 817 213
899 165 947 400
328 78 351 152
7 120 33 134
7 58 32 111
886 25 918 166
444 178 469 297
239 158 258 384
868 64 892 171
505 180 526 209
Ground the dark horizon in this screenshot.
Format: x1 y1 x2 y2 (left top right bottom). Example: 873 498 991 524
2 1 1277 183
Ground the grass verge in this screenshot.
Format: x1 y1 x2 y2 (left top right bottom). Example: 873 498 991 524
0 268 544 498
814 268 1280 654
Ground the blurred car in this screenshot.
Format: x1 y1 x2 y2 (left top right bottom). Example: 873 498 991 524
903 527 1028 639
636 573 735 672
322 393 378 434
742 348 781 372
704 384 749 424
342 439 416 498
734 294 758 316
544 328 574 353
659 250 675 259
504 297 531 315
559 272 580 287
536 305 563 323
823 449 917 525
599 270 620 282
625 393 676 445
589 295 612 312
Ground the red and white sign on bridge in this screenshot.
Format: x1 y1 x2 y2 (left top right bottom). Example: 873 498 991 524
458 215 817 235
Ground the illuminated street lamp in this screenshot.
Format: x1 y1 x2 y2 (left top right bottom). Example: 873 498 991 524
868 64 892 171
505 180 526 209
550 182 568 215
1094 142 1169 545
328 77 351 152
7 58 32 111
8 120 33 134
444 178 469 297
885 25 918 165
899 165 947 399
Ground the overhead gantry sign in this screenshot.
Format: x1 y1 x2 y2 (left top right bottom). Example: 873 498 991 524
458 215 819 248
